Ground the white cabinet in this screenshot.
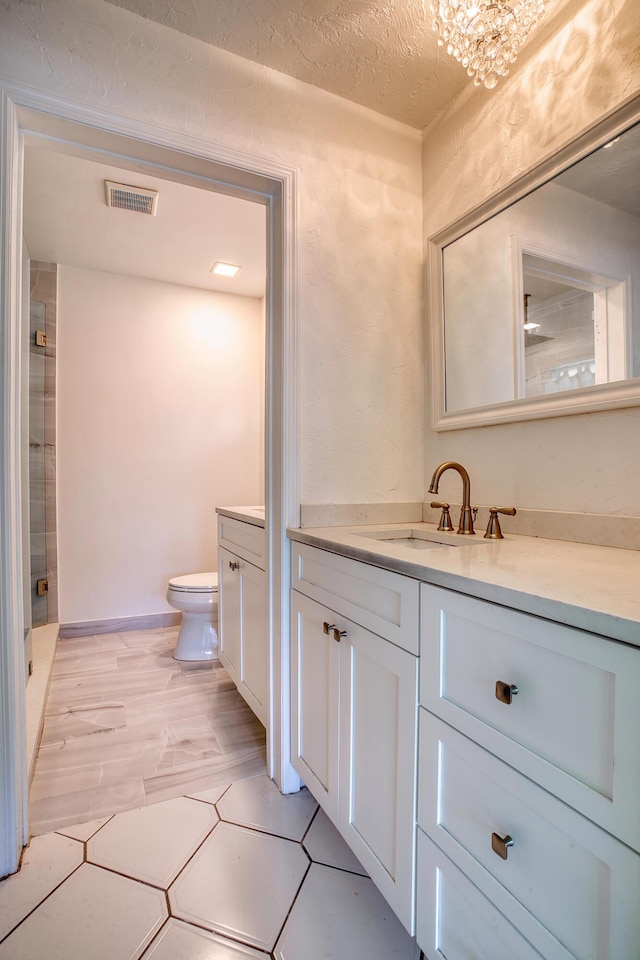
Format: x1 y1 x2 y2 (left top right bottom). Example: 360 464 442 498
290 545 419 934
417 582 640 960
217 517 268 727
288 537 640 958
420 584 640 851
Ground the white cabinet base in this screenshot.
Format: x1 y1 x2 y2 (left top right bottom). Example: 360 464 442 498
218 544 268 727
290 587 418 933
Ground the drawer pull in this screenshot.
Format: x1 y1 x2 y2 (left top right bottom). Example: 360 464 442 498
495 680 519 704
491 833 514 860
333 628 347 643
323 622 336 635
229 561 240 571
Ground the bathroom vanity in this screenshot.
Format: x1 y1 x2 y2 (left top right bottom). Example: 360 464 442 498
216 507 268 727
287 522 640 960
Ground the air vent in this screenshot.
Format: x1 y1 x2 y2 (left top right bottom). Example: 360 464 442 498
105 180 159 216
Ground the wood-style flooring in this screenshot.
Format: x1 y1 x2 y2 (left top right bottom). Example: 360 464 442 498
29 626 266 837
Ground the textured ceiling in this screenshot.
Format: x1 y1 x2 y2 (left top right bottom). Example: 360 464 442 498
105 0 469 129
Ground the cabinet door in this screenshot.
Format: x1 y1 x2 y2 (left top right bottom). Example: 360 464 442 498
238 558 268 726
218 545 241 682
339 622 418 934
290 590 340 825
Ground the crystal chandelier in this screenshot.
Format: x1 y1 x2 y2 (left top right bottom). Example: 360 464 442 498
429 0 546 89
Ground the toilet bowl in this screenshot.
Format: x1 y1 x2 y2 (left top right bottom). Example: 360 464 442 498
166 572 219 661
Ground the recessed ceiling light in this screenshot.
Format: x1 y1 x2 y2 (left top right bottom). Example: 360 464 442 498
603 136 621 149
211 261 241 277
523 321 541 330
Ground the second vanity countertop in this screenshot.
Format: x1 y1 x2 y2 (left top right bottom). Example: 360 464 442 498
216 505 265 528
288 523 640 648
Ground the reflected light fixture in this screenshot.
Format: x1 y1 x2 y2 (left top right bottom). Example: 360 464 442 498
211 261 241 277
429 0 546 89
522 292 540 330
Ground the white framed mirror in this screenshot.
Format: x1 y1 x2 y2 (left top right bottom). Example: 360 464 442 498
429 95 640 430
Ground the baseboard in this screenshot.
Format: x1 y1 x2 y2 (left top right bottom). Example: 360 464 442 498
25 623 59 783
59 611 182 639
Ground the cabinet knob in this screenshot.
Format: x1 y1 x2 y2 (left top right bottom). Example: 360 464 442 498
495 680 519 704
229 561 240 571
333 628 347 642
491 833 514 860
323 621 336 635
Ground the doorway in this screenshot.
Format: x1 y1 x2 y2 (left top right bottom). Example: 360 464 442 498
23 139 267 632
0 90 299 877
23 139 270 835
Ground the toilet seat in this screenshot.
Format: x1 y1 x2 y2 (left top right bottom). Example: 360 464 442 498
168 572 218 593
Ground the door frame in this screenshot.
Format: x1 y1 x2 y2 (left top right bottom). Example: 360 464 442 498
0 81 300 877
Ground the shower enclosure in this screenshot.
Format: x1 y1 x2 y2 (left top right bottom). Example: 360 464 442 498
29 262 58 629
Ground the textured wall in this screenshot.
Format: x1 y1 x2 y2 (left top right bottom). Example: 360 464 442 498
0 0 425 507
57 267 264 622
423 0 640 516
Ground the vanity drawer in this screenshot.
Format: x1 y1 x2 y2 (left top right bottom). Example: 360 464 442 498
416 829 544 960
420 583 640 850
217 515 265 570
291 543 419 653
418 711 640 960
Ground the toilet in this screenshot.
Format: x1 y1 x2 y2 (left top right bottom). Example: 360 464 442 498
166 572 219 661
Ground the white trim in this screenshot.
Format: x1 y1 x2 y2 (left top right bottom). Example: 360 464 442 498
0 80 301 867
265 168 301 794
512 239 631 399
0 90 27 878
429 92 640 431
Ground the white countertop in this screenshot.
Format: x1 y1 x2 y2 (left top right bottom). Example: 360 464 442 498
216 505 265 528
288 522 640 647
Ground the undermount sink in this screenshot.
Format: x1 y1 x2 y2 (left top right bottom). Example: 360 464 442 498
355 527 488 549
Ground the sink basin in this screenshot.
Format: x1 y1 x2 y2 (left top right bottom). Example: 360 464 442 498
371 535 449 550
355 527 488 549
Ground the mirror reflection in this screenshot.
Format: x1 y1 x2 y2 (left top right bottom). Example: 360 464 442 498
442 120 640 415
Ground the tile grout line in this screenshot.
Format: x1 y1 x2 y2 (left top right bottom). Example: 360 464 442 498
164 818 221 893
132 915 172 960
163 914 273 956
55 812 116 843
269 857 313 957
0 861 85 945
215 817 314 844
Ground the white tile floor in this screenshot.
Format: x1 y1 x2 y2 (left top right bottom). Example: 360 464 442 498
0 774 422 960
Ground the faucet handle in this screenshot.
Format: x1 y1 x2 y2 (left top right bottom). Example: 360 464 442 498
484 506 517 540
430 501 454 532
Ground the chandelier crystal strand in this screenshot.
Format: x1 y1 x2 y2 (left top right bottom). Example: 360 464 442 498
430 0 545 89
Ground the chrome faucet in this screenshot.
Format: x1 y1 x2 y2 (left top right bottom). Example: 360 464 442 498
428 461 475 535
